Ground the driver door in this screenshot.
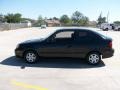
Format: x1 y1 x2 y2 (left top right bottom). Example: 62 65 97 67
39 31 75 57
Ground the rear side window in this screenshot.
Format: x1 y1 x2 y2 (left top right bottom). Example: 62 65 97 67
76 31 100 43
79 32 87 37
91 30 106 39
76 31 90 42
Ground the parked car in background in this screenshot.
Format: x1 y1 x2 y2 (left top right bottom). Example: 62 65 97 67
41 25 47 29
100 23 115 31
115 25 120 31
15 28 114 65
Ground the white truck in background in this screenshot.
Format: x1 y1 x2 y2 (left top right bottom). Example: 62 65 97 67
100 23 120 31
100 23 115 31
115 25 120 31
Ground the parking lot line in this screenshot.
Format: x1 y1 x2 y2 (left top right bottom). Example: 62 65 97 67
11 80 48 90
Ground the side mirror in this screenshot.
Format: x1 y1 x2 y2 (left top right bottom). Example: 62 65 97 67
46 37 56 43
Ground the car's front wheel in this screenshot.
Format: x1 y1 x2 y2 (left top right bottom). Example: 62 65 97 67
24 51 38 63
87 52 101 65
104 28 108 31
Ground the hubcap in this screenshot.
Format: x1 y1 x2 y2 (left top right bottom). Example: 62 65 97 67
26 53 36 62
89 54 100 64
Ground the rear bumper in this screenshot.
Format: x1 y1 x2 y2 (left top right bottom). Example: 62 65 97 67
102 49 114 58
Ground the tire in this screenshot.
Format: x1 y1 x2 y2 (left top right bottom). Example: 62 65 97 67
24 51 39 63
86 52 101 65
105 28 108 31
118 28 120 31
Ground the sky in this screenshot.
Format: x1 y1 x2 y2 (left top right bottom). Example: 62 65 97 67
0 0 120 22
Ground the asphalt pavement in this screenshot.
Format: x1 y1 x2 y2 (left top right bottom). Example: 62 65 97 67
0 27 120 90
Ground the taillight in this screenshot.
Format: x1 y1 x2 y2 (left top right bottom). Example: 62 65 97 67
109 41 112 48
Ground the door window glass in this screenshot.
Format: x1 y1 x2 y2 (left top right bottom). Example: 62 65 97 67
55 31 74 39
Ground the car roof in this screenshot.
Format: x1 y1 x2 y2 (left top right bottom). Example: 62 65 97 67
45 27 102 39
55 27 99 32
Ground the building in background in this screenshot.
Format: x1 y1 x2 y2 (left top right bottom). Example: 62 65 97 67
88 21 97 27
45 19 61 27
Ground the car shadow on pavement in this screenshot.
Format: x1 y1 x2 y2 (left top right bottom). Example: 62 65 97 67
0 56 105 69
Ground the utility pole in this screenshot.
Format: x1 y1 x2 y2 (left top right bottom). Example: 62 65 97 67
107 11 109 23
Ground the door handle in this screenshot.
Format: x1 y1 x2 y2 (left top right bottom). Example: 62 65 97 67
67 45 72 48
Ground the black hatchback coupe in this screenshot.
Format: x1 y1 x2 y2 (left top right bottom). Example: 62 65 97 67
15 28 114 65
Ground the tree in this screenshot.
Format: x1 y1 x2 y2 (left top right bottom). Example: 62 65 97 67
37 15 45 26
60 15 70 25
0 14 5 22
71 11 89 26
21 18 36 24
53 17 59 20
80 16 89 26
97 14 106 25
72 11 83 25
14 13 22 23
5 13 22 23
5 13 14 23
114 21 120 25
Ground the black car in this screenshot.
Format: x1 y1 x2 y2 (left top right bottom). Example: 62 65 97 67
15 28 114 65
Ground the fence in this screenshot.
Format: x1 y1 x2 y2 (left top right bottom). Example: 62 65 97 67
0 23 31 31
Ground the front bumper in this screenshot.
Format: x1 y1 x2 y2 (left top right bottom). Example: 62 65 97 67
102 49 114 58
15 48 24 58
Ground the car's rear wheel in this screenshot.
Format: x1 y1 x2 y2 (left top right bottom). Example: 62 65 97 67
104 28 108 31
87 52 101 65
24 51 38 63
118 28 120 31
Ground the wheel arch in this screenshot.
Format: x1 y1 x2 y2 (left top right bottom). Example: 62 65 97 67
23 49 39 57
86 51 102 58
